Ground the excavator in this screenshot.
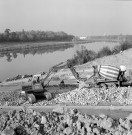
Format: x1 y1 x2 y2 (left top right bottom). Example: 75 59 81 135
21 62 67 104
21 60 132 103
21 61 79 104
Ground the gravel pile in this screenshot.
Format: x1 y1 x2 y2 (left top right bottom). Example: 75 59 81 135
0 90 26 106
1 87 132 106
1 108 132 135
21 87 132 106
53 87 132 105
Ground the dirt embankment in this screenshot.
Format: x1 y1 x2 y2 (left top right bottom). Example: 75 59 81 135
53 48 132 80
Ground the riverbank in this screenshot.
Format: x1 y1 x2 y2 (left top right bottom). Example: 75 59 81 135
1 47 132 87
0 41 74 52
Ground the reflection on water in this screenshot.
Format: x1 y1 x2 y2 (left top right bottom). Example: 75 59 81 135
0 45 72 62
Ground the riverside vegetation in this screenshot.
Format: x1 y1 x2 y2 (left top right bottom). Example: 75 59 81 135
0 29 74 43
70 41 132 66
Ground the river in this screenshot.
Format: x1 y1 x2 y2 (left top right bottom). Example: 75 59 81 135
0 42 119 81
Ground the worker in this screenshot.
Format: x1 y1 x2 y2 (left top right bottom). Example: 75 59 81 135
59 80 65 89
118 65 127 82
37 76 40 82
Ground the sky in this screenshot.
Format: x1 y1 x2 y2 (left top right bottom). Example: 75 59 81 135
0 0 132 36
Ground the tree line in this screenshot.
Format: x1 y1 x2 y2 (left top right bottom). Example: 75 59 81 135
0 29 74 42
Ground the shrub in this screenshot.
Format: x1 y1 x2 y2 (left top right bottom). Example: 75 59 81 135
97 47 112 58
70 49 96 65
112 41 132 54
111 45 121 54
120 41 132 51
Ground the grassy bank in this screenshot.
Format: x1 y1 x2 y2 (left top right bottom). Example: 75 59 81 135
0 41 74 52
70 41 132 65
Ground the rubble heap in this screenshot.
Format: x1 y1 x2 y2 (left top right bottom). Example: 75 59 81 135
1 108 132 135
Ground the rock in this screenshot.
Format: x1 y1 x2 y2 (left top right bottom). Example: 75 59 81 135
69 109 75 115
41 116 47 124
52 107 65 114
63 127 73 135
1 128 16 135
27 108 34 114
76 121 81 130
124 120 132 130
85 124 92 133
34 124 40 129
114 131 120 135
99 114 107 119
127 131 132 135
100 117 113 130
33 111 37 116
73 108 78 114
93 127 100 134
126 113 132 121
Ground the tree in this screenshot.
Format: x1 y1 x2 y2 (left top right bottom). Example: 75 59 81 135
0 34 4 42
4 29 10 36
26 33 36 41
9 32 17 41
0 29 75 42
18 30 27 41
4 28 10 41
46 31 55 40
97 47 112 58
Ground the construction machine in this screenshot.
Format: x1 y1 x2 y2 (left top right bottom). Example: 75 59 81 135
21 62 66 104
66 60 132 89
21 60 132 103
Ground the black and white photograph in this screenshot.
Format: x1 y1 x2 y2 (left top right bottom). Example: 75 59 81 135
0 0 132 134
